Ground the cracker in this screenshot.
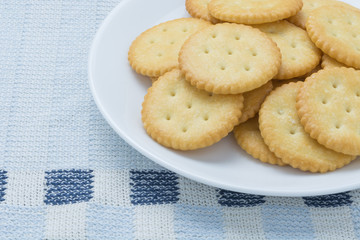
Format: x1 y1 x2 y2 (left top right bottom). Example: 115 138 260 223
306 6 360 69
288 0 359 29
238 81 272 124
255 21 321 80
272 64 320 89
179 23 281 94
234 117 286 166
208 0 303 24
296 68 360 156
259 81 355 173
185 0 220 23
142 69 243 150
128 18 211 77
320 54 360 70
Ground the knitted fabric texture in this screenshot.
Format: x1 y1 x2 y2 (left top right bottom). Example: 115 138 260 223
1 1 360 239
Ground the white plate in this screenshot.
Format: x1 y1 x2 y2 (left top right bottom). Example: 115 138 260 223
89 0 360 197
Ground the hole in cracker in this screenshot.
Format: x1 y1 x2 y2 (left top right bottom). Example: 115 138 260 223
353 34 357 38
150 40 155 44
220 66 226 71
182 127 187 133
348 20 353 25
291 57 296 61
166 114 171 121
170 91 176 97
170 41 175 45
228 50 233 55
211 33 217 38
356 92 360 97
244 66 250 71
328 19 333 24
235 36 240 40
290 130 296 135
162 28 167 32
277 109 284 115
332 83 338 89
346 107 352 113
183 28 188 32
291 43 297 48
322 99 328 104
252 52 257 56
203 115 209 121
187 103 192 109
335 124 341 129
208 93 213 97
157 53 162 57
332 33 337 37
204 49 209 54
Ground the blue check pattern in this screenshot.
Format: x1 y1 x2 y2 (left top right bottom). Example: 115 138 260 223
1 0 360 239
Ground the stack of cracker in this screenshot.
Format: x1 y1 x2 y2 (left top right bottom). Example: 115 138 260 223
128 0 360 173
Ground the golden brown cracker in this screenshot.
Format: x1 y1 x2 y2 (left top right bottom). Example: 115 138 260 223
234 117 286 166
288 0 359 29
142 69 243 150
296 68 360 155
238 81 273 124
128 18 211 77
255 21 321 80
259 81 355 173
179 23 281 94
208 0 303 24
306 6 360 69
185 0 219 23
320 54 360 70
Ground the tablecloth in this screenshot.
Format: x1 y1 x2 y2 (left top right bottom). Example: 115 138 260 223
1 0 360 239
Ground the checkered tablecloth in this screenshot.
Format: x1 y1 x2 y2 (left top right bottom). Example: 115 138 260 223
1 0 360 239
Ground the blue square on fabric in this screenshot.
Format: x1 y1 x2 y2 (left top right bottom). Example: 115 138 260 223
0 205 45 239
262 205 315 240
174 204 224 240
87 203 134 239
217 189 265 207
130 170 179 205
45 169 94 205
0 170 8 202
351 206 360 239
303 192 352 207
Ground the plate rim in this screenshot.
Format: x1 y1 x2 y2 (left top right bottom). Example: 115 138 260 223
88 0 360 197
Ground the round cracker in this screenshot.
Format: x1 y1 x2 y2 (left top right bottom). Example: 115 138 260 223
234 117 286 166
208 0 303 24
255 20 321 80
321 54 346 69
321 54 360 70
288 0 359 29
185 0 220 23
238 81 273 124
271 64 321 89
306 6 360 69
259 81 355 173
128 18 211 77
296 68 360 156
179 23 281 94
142 69 243 150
